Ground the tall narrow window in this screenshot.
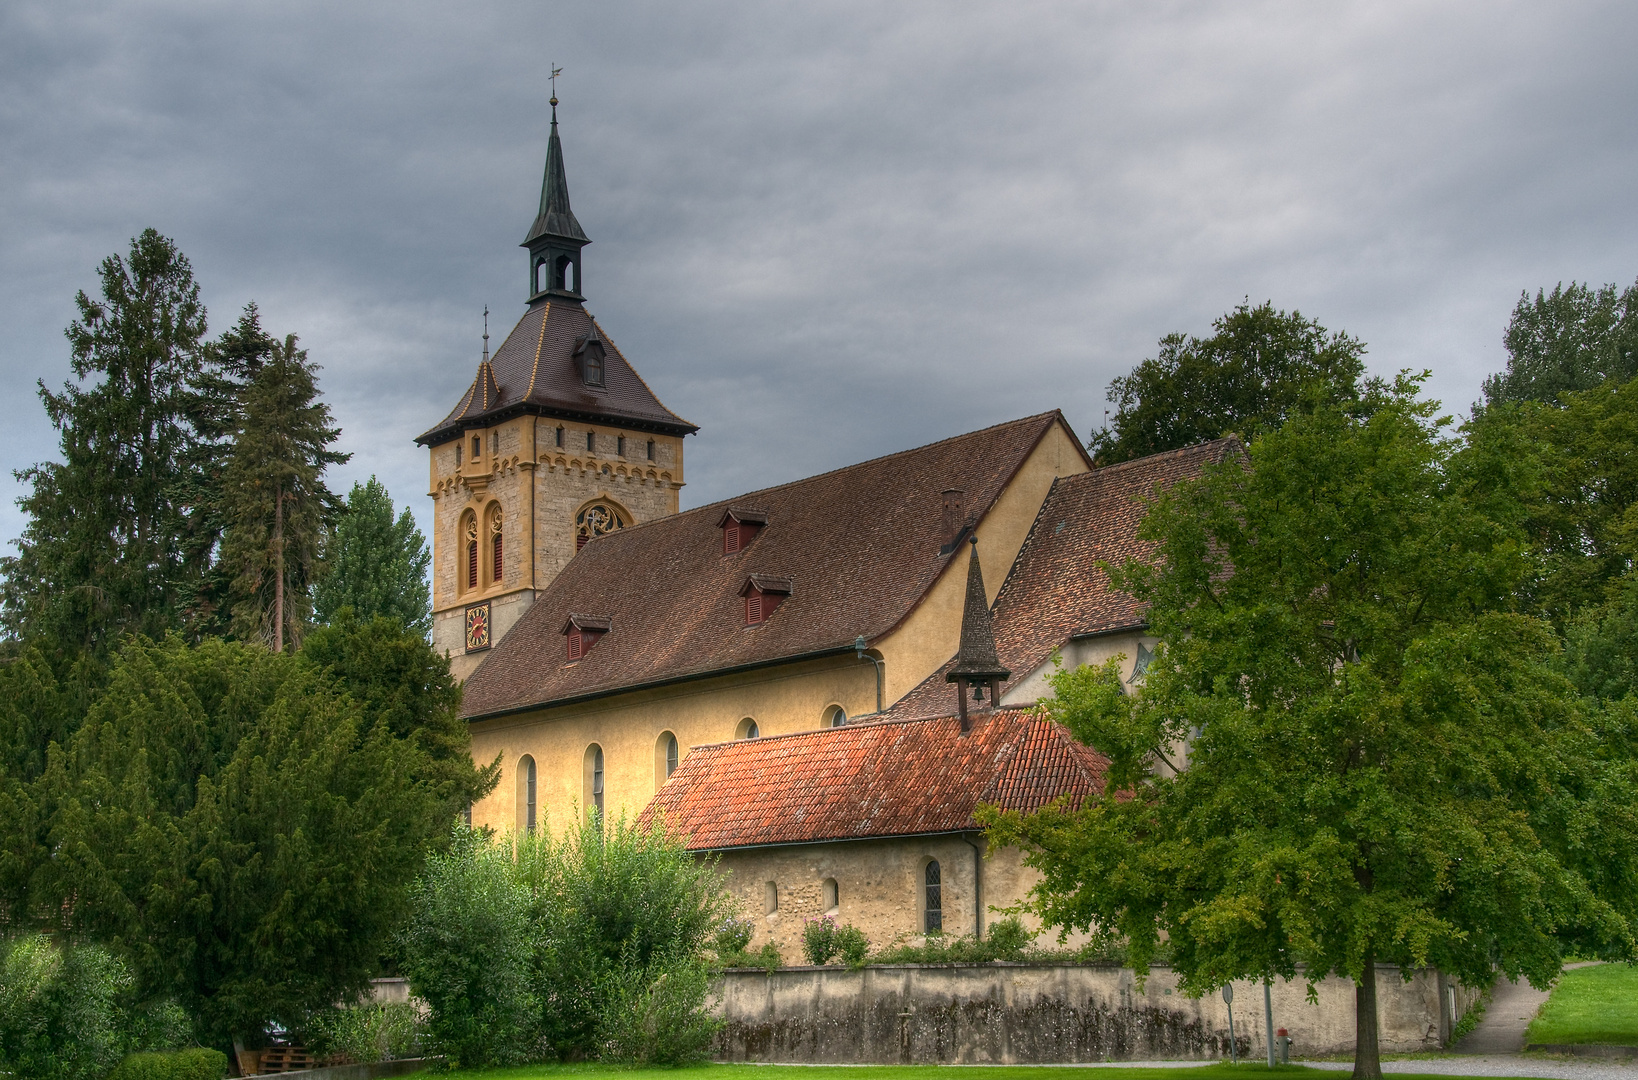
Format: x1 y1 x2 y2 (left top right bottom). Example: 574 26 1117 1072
924 860 943 932
455 442 462 467
555 425 565 448
491 432 499 457
617 435 626 457
472 436 481 461
665 733 679 777
592 746 605 818
488 506 504 585
463 513 479 591
521 755 537 833
586 431 596 452
823 878 839 913
647 439 656 461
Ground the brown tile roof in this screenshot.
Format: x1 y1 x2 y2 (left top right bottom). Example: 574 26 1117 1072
886 438 1241 719
640 708 1110 849
416 301 695 445
459 412 1084 719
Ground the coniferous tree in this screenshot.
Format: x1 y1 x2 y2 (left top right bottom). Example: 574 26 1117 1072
1 230 208 652
313 478 432 636
219 334 348 652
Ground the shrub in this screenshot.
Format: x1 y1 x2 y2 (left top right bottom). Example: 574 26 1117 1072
836 925 870 968
754 942 783 972
0 933 133 1080
597 961 721 1065
304 1001 423 1064
986 917 1036 959
105 1048 228 1080
713 916 754 958
397 825 536 1068
801 916 841 965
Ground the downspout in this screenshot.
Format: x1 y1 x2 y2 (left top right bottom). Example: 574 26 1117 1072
854 636 885 715
962 833 984 938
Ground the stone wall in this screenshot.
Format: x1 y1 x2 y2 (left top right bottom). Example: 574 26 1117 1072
714 962 1483 1063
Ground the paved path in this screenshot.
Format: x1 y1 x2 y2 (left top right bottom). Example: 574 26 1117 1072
1456 976 1555 1054
1306 1055 1637 1079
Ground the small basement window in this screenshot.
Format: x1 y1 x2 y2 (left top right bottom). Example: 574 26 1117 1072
562 613 611 661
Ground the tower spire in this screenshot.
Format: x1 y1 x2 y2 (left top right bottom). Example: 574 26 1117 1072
521 81 590 303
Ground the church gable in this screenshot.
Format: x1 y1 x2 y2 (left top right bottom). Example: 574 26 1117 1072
458 411 1078 719
884 436 1242 719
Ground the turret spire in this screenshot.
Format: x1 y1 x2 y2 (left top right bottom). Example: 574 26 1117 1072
946 536 1011 732
521 84 590 303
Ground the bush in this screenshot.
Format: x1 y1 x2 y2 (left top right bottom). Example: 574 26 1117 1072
105 1048 228 1080
397 825 536 1068
801 917 871 967
836 925 870 968
713 917 754 958
304 1001 423 1064
597 961 721 1065
0 934 133 1080
985 917 1036 959
754 942 783 972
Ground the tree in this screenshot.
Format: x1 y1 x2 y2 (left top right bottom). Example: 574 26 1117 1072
1483 280 1638 407
985 377 1638 1079
2 623 491 1051
1 230 208 652
1089 300 1367 465
219 334 348 651
313 479 432 636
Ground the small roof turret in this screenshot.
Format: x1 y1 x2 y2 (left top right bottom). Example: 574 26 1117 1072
946 535 1010 731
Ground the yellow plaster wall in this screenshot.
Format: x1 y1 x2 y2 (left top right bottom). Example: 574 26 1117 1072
467 653 880 835
872 420 1089 704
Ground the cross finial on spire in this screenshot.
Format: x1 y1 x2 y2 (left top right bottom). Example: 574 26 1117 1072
482 305 490 363
550 64 562 116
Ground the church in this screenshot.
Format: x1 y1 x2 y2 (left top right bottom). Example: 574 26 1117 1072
415 103 1230 958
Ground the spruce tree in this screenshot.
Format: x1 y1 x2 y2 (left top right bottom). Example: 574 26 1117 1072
1 230 208 652
219 334 348 652
313 478 432 636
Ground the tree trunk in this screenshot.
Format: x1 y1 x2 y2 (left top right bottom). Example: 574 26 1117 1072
1353 952 1382 1080
271 485 285 655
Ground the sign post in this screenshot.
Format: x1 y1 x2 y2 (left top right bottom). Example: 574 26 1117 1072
1223 983 1237 1064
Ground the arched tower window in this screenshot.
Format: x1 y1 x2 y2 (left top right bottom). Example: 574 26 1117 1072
518 755 537 833
487 504 504 587
460 511 479 593
535 259 549 295
924 860 943 932
736 717 759 740
575 500 629 551
557 255 575 293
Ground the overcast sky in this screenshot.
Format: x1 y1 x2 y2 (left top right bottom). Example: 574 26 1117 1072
3 1 1636 552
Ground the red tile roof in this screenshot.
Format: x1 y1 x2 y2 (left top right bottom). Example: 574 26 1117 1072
641 708 1109 849
459 412 1085 719
886 438 1241 719
416 301 695 445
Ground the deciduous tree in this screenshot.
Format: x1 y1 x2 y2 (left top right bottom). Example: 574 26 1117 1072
1483 280 1638 407
986 376 1638 1080
313 478 432 636
1089 301 1366 465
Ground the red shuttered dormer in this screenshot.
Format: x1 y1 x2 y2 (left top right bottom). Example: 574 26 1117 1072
739 574 793 627
717 507 769 555
562 613 612 662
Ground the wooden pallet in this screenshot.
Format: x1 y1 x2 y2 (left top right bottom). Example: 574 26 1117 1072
254 1046 317 1074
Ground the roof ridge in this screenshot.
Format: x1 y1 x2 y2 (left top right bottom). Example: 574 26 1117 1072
524 300 551 399
1089 436 1239 477
563 411 1064 544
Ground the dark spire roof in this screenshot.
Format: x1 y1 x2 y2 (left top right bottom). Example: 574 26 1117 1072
523 102 588 247
947 536 1011 685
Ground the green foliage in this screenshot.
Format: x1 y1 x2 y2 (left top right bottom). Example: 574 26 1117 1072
400 816 731 1065
986 376 1638 1077
219 332 348 651
1484 279 1638 407
0 934 134 1080
836 925 870 968
1525 962 1638 1046
1 230 209 653
1089 300 1366 465
799 917 871 967
753 942 783 972
397 826 538 1068
869 919 1039 965
315 478 432 636
0 631 485 1049
105 1048 228 1080
712 917 754 958
303 1001 424 1064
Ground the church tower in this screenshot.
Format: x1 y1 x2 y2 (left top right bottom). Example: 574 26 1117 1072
417 100 697 680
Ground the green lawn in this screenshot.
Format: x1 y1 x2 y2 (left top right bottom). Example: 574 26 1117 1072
452 1065 1556 1080
1526 963 1638 1046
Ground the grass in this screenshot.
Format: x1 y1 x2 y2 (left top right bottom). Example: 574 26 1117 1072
449 1065 1563 1080
1525 963 1638 1046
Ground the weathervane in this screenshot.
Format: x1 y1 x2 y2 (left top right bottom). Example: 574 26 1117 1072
482 305 490 364
550 63 563 108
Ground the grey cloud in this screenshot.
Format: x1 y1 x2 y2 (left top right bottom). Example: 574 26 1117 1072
3 1 1636 551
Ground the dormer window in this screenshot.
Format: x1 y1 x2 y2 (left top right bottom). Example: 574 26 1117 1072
740 574 792 626
575 329 606 388
717 507 769 555
562 613 611 661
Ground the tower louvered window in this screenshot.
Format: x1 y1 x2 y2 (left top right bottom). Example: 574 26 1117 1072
492 531 503 582
464 514 479 591
488 507 504 585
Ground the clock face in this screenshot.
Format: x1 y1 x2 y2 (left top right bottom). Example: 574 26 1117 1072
465 602 491 651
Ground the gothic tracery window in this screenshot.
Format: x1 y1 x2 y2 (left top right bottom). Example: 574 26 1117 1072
575 501 629 551
487 505 504 586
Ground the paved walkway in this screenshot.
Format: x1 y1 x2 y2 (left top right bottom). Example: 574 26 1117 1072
1306 1055 1636 1079
1456 975 1556 1054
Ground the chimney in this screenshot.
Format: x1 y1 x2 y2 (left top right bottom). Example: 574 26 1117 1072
945 536 1010 733
940 489 968 554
